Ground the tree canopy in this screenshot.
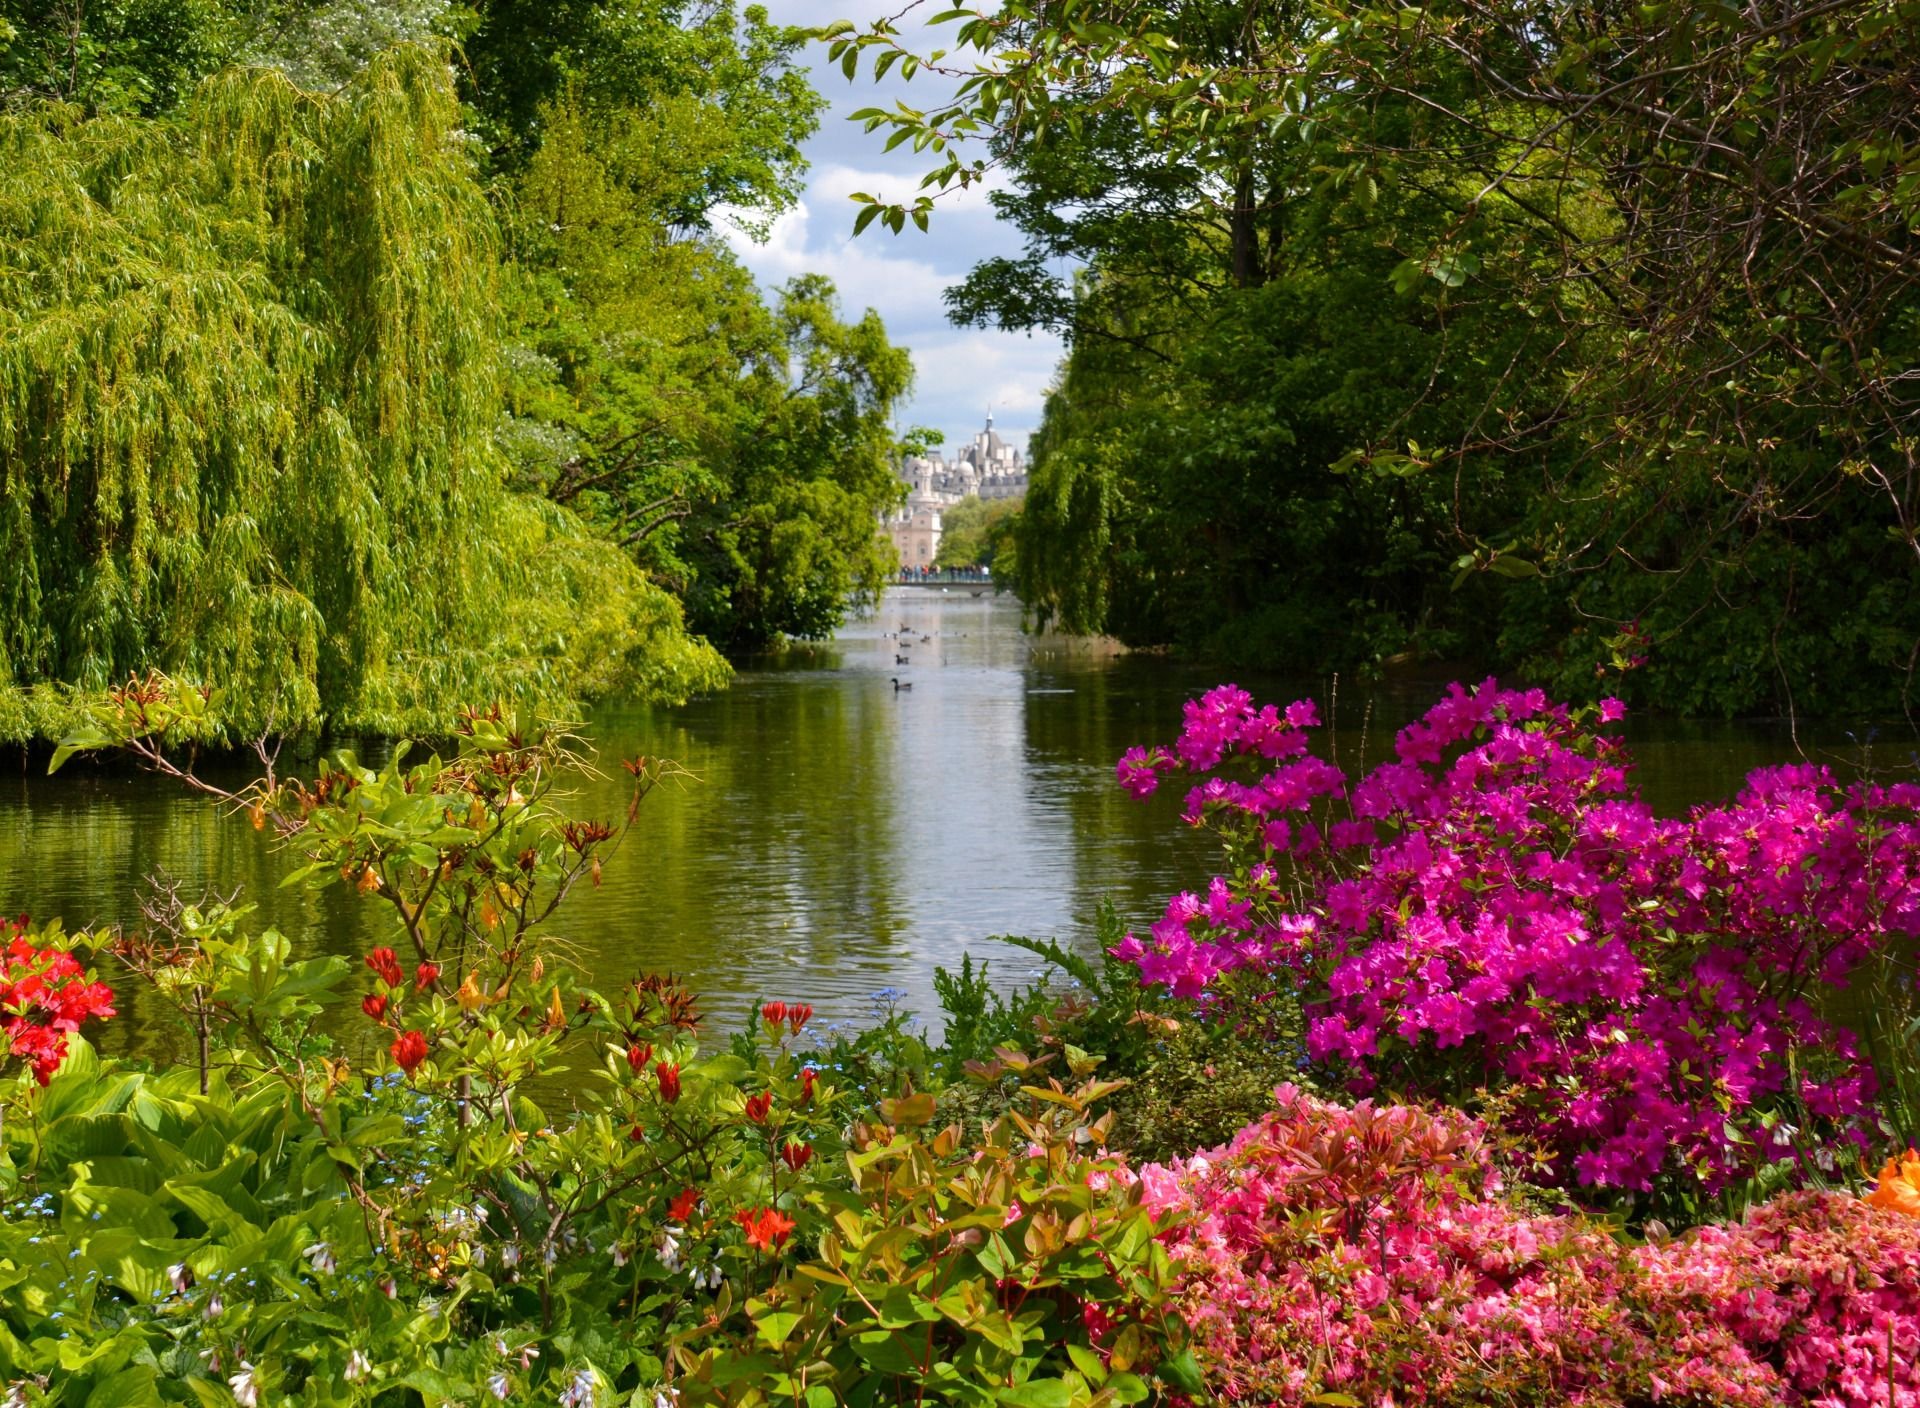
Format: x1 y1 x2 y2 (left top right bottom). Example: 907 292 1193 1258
0 2 917 739
830 0 1920 716
0 49 731 738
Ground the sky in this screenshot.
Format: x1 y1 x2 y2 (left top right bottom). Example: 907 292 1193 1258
719 0 1062 457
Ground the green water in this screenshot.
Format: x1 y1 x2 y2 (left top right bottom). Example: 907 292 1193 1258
0 588 1879 1059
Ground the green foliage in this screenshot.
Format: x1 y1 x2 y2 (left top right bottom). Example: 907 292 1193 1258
0 680 1212 1405
935 495 1023 570
498 79 912 652
0 50 726 741
826 0 1920 716
673 1052 1192 1408
1102 976 1310 1165
459 0 822 226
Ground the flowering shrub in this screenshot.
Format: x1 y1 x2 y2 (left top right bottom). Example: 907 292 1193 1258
1141 1088 1920 1407
0 689 862 1403
0 917 114 1084
675 1047 1197 1407
1114 680 1920 1196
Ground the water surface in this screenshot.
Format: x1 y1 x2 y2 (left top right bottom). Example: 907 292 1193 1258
0 588 1885 1059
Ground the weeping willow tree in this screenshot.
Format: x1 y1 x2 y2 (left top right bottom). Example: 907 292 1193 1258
0 47 727 740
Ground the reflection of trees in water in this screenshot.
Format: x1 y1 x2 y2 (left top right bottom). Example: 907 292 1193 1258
0 598 1832 1055
560 679 906 1032
0 774 365 1060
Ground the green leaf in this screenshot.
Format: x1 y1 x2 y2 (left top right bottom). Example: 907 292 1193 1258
1159 1348 1204 1393
997 1381 1072 1408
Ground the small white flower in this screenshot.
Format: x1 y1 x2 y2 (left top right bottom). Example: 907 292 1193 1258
541 1243 557 1269
654 1391 679 1408
344 1347 372 1383
487 1370 510 1400
499 1244 521 1270
655 1228 681 1273
380 1278 397 1298
516 1345 540 1371
471 1243 488 1269
494 1338 509 1357
3 1384 28 1408
558 1368 596 1408
304 1242 336 1275
228 1362 259 1407
167 1262 192 1294
205 1292 224 1319
611 1243 628 1268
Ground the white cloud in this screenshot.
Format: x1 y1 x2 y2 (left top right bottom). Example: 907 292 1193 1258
722 198 952 328
716 3 1063 451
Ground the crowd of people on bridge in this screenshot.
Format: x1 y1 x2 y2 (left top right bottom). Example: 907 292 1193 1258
896 565 992 583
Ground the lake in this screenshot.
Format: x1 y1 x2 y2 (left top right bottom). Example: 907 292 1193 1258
0 587 1873 1060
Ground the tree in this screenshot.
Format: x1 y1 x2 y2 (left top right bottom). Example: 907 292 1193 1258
934 494 1021 569
0 49 725 739
827 0 1920 715
498 89 913 652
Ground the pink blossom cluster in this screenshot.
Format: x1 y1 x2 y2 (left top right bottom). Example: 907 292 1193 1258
1113 680 1920 1192
0 917 115 1084
1139 1088 1920 1407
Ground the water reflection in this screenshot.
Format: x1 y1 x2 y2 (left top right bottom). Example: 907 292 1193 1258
0 588 1891 1052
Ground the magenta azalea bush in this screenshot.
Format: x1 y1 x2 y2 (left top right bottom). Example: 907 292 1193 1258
1138 1087 1920 1408
1114 680 1920 1194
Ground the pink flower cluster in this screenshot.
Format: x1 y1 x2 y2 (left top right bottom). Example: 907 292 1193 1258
1140 1089 1920 1407
1113 681 1920 1192
0 917 116 1084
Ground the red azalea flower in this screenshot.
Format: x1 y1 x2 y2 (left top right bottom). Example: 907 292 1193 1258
743 1091 772 1124
655 1060 681 1103
362 993 389 1021
734 1206 794 1252
626 1041 653 1073
786 1003 813 1035
799 1067 817 1104
628 1124 645 1143
365 948 404 987
780 1141 812 1172
415 962 440 991
760 1000 787 1027
668 1187 700 1223
391 1029 429 1074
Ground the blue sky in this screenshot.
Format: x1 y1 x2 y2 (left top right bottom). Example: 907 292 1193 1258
720 0 1062 456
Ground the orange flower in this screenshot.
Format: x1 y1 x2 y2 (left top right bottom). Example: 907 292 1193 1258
734 1206 794 1252
743 1092 772 1124
1867 1147 1920 1217
668 1187 700 1223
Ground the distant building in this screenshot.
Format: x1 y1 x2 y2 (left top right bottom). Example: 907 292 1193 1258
880 411 1028 568
897 411 1028 508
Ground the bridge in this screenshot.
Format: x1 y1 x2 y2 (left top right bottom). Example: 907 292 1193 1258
892 571 998 594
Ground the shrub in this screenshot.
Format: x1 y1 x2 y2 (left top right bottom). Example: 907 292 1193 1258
0 917 115 1086
1113 680 1920 1203
674 1049 1197 1408
1141 1088 1920 1408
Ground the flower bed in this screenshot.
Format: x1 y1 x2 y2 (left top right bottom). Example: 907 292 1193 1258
1114 680 1920 1198
1141 1087 1920 1407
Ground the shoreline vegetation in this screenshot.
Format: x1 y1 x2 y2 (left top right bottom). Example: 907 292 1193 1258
2 0 1920 1404
0 674 1913 1404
